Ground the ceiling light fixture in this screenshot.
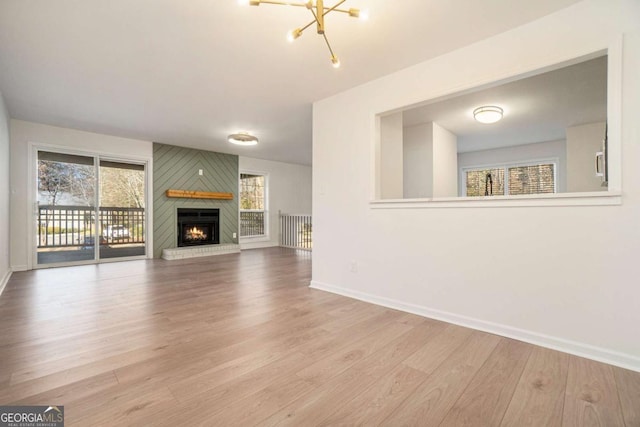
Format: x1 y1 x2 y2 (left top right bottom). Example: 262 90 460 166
473 106 503 124
239 0 368 68
228 132 258 146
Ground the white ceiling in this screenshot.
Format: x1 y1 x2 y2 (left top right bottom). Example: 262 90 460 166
0 0 581 165
402 55 607 152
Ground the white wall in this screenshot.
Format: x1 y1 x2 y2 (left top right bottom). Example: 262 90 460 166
432 122 458 197
0 93 10 294
403 123 432 198
402 121 458 198
458 139 567 194
10 120 153 270
312 0 640 371
379 113 403 199
239 156 311 250
566 122 607 192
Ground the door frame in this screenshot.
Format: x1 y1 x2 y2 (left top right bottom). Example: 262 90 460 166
29 142 153 269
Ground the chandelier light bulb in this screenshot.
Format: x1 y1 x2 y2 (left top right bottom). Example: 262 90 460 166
348 8 369 20
287 28 302 42
331 55 341 68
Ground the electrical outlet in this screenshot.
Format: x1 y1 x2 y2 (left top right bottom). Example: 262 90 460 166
198 169 203 176
233 232 237 238
350 261 358 273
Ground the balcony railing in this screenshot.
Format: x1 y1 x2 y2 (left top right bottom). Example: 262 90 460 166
38 205 145 248
280 213 312 251
240 210 265 237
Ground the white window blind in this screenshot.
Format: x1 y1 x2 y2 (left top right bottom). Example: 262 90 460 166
464 162 556 197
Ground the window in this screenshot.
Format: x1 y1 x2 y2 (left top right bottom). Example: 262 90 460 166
465 168 505 197
240 173 267 237
508 164 556 195
463 161 556 197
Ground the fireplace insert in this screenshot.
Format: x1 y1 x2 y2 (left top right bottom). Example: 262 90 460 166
177 208 220 247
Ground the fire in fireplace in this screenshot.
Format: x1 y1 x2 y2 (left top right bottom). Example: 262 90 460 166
177 208 219 247
185 226 207 241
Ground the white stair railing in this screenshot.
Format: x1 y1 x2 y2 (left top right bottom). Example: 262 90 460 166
279 213 312 251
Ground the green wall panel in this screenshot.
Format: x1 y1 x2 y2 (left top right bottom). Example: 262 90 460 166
153 143 238 258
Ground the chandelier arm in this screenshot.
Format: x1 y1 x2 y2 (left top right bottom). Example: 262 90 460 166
246 0 356 66
321 32 337 59
254 1 353 16
256 1 310 7
299 19 317 33
322 0 347 16
309 6 323 34
326 8 350 14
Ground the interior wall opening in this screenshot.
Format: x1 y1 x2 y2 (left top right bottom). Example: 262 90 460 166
374 52 613 202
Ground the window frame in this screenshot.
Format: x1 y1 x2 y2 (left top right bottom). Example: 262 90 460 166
239 171 269 239
460 158 558 197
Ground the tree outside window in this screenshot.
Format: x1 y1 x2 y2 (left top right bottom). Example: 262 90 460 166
240 173 267 237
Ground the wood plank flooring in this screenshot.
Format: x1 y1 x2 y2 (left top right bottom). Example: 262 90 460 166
0 247 638 426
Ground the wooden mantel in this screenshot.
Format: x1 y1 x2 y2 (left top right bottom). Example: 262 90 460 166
165 189 233 200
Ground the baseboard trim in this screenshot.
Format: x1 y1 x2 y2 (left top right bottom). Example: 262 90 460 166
0 269 12 298
310 280 640 373
11 265 28 272
240 241 278 250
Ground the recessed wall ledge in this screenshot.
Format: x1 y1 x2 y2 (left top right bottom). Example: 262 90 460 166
370 191 622 209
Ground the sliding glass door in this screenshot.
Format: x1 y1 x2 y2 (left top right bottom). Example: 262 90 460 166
36 149 147 266
37 151 97 265
99 160 146 259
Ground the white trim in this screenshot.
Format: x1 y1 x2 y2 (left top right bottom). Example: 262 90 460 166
10 264 28 272
310 280 640 373
27 142 35 270
0 269 11 298
370 190 621 208
240 240 279 250
239 235 270 243
30 141 152 163
145 157 154 258
606 35 623 193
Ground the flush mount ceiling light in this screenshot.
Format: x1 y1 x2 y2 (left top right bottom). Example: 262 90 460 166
473 106 504 124
238 0 368 68
228 132 258 146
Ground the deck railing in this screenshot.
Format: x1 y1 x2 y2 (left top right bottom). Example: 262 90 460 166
38 205 145 248
240 211 265 237
279 213 312 251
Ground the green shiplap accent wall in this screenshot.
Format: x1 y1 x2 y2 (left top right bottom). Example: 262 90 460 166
153 143 238 258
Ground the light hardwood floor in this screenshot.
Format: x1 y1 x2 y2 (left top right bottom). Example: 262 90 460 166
0 248 638 426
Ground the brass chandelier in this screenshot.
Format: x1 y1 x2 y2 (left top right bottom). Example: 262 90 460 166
238 0 368 68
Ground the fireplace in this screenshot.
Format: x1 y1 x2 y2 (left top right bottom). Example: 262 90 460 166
177 208 220 247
